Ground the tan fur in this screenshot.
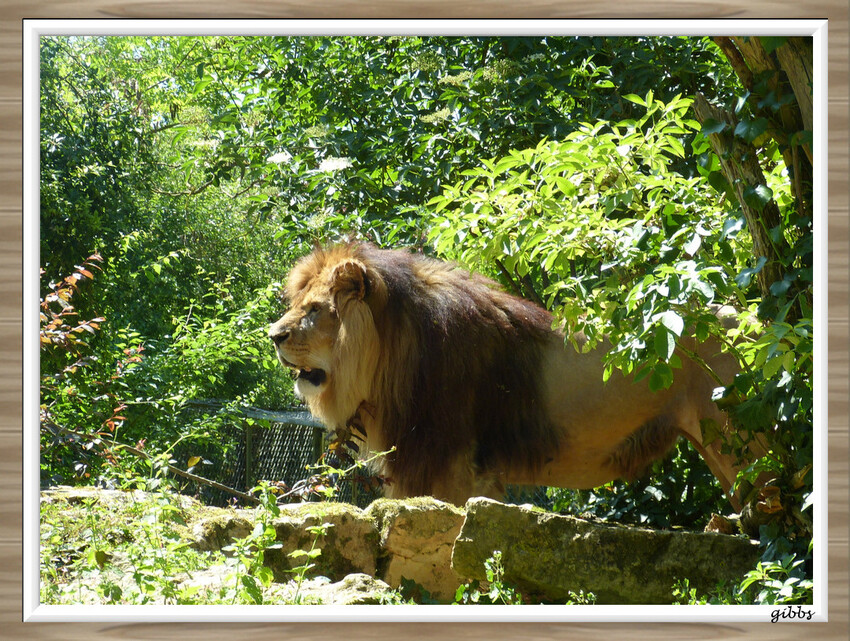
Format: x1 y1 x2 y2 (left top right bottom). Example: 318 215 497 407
269 243 762 510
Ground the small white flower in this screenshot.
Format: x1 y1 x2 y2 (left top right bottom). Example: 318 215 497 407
267 151 292 164
319 157 353 172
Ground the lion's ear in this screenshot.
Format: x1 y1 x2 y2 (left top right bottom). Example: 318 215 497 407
330 259 369 304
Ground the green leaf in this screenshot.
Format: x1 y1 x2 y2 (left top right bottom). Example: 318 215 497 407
732 93 749 115
649 362 673 391
735 256 767 288
743 184 774 212
659 310 684 337
255 566 275 588
721 216 745 240
191 75 214 97
782 349 796 373
683 234 702 257
770 275 792 297
763 355 785 379
704 171 731 198
701 119 727 135
734 117 769 143
654 327 676 361
622 93 646 106
88 549 110 569
759 36 788 54
240 574 263 604
666 137 686 158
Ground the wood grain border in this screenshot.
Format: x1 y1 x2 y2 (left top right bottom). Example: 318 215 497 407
2 3 847 639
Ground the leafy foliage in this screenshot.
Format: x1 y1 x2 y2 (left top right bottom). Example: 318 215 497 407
41 488 217 605
40 255 136 483
430 87 813 557
673 549 813 605
429 92 750 390
454 550 524 605
453 550 597 605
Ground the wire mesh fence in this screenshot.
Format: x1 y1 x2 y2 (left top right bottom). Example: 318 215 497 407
173 401 551 509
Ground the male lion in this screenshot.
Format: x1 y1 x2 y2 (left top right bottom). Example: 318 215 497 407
269 242 758 510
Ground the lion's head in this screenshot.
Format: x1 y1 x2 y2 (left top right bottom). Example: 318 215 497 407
268 244 386 429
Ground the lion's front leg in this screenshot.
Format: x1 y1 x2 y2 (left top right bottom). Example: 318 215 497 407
378 448 480 506
427 451 506 507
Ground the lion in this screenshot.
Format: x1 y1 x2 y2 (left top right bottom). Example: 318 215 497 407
268 242 761 511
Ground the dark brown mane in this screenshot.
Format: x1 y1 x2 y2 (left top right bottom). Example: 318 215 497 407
353 244 561 497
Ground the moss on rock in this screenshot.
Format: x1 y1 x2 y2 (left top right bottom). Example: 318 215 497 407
452 498 761 604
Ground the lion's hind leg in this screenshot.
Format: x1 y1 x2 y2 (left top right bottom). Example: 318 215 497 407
678 415 769 514
608 415 745 512
617 408 755 513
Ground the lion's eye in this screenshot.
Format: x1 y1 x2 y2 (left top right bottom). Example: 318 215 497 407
308 302 321 313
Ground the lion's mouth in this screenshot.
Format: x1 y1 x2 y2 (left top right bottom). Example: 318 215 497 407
278 354 328 387
297 366 327 387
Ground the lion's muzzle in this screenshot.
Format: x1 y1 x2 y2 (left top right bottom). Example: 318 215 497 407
268 322 328 389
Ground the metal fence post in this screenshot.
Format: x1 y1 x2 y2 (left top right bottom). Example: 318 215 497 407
245 420 254 491
311 426 323 464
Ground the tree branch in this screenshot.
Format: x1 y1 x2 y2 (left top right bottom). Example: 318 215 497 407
46 422 260 505
493 257 524 298
117 442 260 505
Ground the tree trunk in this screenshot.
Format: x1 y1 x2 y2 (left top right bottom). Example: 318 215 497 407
692 37 814 320
692 93 786 301
711 36 813 218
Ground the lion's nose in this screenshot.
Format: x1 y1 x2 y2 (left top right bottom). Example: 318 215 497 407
269 326 290 347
